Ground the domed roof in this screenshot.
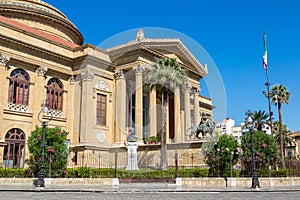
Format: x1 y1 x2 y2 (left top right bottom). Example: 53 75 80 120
0 0 83 45
0 0 67 19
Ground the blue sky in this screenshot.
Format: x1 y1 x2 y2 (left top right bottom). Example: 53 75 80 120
46 0 300 131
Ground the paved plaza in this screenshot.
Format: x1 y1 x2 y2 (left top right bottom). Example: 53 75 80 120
1 191 300 200
1 183 300 200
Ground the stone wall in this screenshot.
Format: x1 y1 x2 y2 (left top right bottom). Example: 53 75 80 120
1 177 300 187
178 177 300 187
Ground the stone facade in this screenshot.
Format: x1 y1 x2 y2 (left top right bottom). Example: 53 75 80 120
0 1 214 169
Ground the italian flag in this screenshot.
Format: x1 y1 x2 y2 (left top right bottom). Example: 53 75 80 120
263 33 267 70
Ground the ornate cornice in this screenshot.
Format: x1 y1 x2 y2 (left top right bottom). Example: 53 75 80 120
199 101 215 110
0 33 73 62
106 31 208 78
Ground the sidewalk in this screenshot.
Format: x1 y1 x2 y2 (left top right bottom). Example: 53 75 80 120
1 182 300 193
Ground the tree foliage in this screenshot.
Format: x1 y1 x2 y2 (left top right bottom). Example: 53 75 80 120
143 57 187 170
271 84 290 168
26 126 69 178
247 110 270 131
240 131 279 176
205 134 241 177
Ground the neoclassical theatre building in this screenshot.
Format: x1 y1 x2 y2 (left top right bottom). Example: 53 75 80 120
0 0 214 169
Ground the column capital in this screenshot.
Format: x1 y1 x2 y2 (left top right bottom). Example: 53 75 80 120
134 65 145 75
115 69 124 79
69 75 75 85
193 88 200 95
36 66 48 76
0 53 10 69
81 70 94 82
185 84 192 92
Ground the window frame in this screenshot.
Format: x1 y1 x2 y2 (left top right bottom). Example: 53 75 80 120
46 78 64 111
96 93 107 126
8 69 30 105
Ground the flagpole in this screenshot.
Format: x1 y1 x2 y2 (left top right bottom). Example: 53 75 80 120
265 67 273 137
263 32 273 137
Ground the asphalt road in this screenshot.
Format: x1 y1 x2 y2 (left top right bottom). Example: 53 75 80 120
2 191 299 200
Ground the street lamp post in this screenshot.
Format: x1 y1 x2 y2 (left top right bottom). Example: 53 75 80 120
33 102 50 187
175 151 178 179
246 115 260 189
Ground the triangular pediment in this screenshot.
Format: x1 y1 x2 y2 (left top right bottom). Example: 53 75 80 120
106 32 208 78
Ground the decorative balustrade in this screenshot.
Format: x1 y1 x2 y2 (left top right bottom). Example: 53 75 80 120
7 103 29 112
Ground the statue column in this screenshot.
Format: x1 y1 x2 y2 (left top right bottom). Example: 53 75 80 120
115 70 126 143
174 87 181 143
184 86 191 141
149 88 157 137
194 90 200 126
134 65 144 143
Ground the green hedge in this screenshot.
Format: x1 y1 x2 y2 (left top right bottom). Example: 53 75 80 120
0 167 290 178
0 168 30 178
270 168 289 177
66 167 208 178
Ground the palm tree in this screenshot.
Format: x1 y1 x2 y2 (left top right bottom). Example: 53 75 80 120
144 57 187 170
249 110 270 131
270 84 291 168
273 121 294 158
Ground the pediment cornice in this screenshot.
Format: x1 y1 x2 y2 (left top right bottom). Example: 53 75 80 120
107 37 208 77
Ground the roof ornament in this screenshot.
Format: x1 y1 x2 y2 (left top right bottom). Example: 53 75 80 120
136 29 144 42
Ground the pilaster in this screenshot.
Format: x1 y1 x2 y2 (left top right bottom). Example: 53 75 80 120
66 75 75 143
32 66 49 131
114 69 126 143
0 53 10 138
79 70 94 143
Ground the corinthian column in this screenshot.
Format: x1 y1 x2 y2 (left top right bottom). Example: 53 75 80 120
149 88 157 137
174 87 181 143
194 89 200 126
134 65 144 143
115 69 126 143
184 85 191 141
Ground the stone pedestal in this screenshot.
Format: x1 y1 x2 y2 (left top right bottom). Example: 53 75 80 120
126 142 139 170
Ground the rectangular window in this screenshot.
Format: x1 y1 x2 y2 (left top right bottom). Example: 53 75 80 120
96 94 107 126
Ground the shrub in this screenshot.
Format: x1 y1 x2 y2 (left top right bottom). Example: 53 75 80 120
26 126 69 178
0 168 29 178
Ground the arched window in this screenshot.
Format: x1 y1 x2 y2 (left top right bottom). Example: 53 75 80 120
8 69 30 105
46 78 63 111
3 128 26 168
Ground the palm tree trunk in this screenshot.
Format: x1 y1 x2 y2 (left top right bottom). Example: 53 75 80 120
278 102 286 168
160 88 168 170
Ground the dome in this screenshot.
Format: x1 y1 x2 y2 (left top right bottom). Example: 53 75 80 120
0 0 83 45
